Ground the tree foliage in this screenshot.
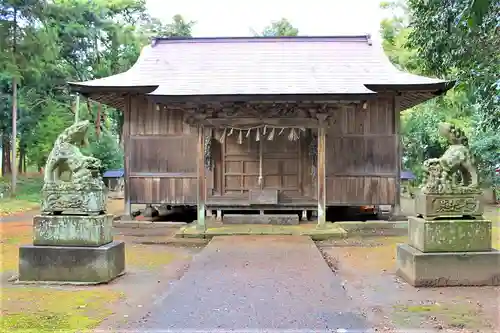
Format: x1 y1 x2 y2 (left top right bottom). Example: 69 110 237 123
0 0 194 176
380 0 499 188
406 0 499 130
253 18 299 37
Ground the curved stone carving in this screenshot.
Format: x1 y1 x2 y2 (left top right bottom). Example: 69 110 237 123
420 122 479 194
42 120 106 214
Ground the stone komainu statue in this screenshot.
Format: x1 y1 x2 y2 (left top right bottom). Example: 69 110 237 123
42 120 107 215
420 122 479 194
416 122 482 220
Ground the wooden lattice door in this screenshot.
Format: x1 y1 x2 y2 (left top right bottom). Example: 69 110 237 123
222 131 302 199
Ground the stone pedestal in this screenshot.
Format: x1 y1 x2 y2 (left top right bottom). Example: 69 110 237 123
415 192 483 220
33 214 113 246
396 192 499 287
396 244 500 287
18 241 125 284
41 183 107 215
19 214 125 284
408 216 492 252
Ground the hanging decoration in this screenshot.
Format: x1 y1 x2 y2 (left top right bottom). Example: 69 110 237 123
267 128 275 141
204 129 213 171
308 130 318 178
215 125 306 144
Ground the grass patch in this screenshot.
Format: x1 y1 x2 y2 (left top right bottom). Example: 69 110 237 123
0 175 43 216
0 287 123 333
392 302 484 330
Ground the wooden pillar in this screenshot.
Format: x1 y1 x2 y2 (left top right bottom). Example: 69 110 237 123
392 94 403 218
316 124 327 228
196 125 206 230
123 94 132 217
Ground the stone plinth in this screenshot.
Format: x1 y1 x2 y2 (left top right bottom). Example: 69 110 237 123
41 183 107 215
415 192 483 220
33 214 113 247
396 243 500 287
18 241 125 284
223 214 299 225
408 216 492 252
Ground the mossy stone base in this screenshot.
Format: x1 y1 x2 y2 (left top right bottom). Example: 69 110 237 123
33 214 113 247
18 241 125 283
408 216 492 252
396 243 500 287
41 185 107 215
415 192 483 220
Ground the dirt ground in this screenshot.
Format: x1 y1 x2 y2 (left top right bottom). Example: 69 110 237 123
0 220 205 333
1 198 498 332
318 232 500 333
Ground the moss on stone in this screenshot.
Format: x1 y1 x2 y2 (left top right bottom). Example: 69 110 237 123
408 217 492 252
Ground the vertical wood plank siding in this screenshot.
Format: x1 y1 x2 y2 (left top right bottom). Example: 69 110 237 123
128 95 197 204
325 97 397 205
124 94 397 206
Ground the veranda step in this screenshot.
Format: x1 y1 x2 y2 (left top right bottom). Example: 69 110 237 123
222 214 299 225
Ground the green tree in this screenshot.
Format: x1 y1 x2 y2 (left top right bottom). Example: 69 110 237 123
406 0 499 130
380 0 499 188
253 18 299 37
0 0 196 178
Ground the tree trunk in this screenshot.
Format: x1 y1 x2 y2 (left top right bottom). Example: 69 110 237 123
2 133 12 176
18 145 24 174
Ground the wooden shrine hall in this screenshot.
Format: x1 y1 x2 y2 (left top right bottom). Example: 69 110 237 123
69 35 453 228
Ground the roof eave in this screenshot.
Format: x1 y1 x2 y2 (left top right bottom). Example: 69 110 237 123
146 92 378 103
68 82 158 95
364 80 456 94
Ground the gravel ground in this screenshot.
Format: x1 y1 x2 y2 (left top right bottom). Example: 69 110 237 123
120 235 373 332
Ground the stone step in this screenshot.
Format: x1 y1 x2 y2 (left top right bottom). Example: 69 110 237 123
222 214 299 225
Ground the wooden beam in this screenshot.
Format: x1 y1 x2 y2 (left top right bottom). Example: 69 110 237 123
123 94 132 217
196 125 206 230
316 126 327 228
129 172 197 178
199 117 321 128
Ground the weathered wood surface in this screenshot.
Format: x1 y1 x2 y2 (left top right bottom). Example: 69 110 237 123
248 189 279 205
124 95 398 206
197 125 206 228
317 125 326 226
123 95 131 215
129 177 197 204
325 97 397 205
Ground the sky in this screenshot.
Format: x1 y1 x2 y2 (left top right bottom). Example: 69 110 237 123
146 0 387 42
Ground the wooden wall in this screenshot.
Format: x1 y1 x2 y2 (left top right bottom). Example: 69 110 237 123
125 95 199 204
123 94 398 206
325 97 397 205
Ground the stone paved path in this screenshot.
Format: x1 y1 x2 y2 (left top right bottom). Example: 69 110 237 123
126 235 370 331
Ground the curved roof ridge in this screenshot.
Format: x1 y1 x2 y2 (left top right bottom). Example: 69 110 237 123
151 35 372 45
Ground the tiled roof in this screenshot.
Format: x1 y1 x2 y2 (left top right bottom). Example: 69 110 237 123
401 170 416 180
102 169 124 178
69 35 453 109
